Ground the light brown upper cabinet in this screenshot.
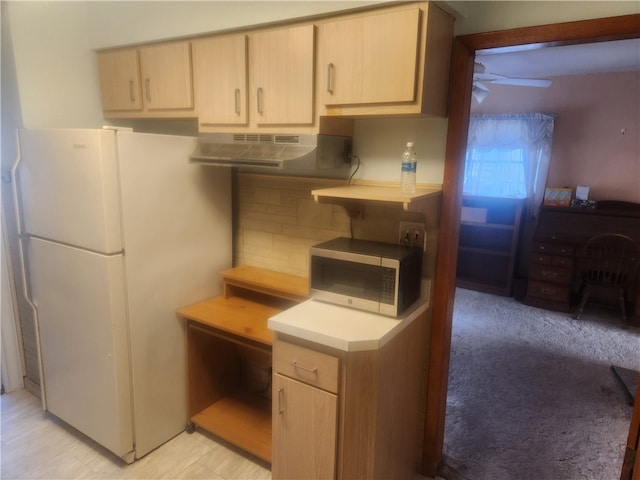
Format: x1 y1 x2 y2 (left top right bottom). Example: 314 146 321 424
318 2 454 117
249 24 315 126
192 24 315 131
192 34 248 127
97 48 142 112
97 41 194 118
140 42 193 111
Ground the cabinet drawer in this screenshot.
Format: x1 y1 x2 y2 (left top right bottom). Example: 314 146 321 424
529 264 573 284
274 341 339 394
526 280 570 302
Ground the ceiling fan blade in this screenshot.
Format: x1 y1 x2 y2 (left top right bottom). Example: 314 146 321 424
490 77 552 87
474 69 552 87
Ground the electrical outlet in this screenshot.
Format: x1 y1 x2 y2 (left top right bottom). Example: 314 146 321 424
399 221 426 250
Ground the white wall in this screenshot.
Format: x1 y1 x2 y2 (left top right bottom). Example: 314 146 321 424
452 1 640 36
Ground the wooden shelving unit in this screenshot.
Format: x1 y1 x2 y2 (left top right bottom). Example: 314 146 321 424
456 196 524 296
177 265 308 463
191 394 272 462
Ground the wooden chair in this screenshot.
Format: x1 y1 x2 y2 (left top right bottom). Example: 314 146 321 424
574 234 640 326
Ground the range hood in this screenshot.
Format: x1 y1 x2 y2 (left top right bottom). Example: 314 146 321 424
189 133 352 177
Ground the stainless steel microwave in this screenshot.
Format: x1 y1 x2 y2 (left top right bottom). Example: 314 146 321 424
309 237 422 317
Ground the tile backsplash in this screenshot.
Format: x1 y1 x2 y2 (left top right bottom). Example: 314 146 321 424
234 173 441 279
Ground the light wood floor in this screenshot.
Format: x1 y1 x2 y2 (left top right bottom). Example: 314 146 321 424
0 388 271 479
1 388 434 480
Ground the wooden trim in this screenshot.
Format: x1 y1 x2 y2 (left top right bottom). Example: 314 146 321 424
621 374 640 480
422 13 640 478
461 14 640 52
422 36 474 476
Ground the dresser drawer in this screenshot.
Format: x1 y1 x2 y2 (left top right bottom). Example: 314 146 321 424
531 253 552 265
526 280 570 303
533 241 574 257
529 264 573 284
273 340 339 394
553 245 574 256
533 242 553 254
552 256 574 268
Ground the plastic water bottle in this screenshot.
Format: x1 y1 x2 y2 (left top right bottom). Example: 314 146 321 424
400 142 417 194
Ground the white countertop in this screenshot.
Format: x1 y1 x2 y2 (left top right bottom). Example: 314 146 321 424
268 298 429 352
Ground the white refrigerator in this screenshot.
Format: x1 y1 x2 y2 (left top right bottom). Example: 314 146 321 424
13 128 231 463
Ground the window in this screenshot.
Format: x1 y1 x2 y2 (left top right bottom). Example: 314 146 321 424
465 113 556 216
464 146 526 198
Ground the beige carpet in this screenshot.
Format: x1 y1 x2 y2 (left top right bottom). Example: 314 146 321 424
441 288 640 480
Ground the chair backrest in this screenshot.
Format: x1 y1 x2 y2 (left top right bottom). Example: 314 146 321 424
578 234 640 287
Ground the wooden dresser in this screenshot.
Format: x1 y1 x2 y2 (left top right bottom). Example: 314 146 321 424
523 203 640 314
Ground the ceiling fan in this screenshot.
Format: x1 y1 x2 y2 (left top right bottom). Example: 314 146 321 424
472 62 552 103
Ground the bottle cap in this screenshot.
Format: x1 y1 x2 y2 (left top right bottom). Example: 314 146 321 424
407 142 414 147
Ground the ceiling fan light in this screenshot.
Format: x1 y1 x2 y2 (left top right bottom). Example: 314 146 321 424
472 82 490 103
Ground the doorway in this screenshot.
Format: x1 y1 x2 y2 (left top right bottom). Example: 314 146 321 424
423 13 640 477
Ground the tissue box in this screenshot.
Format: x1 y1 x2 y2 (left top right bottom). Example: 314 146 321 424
543 187 572 207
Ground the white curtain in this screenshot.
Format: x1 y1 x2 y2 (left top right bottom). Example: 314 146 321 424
465 113 556 217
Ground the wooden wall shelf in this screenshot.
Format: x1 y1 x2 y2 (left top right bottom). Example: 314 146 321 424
311 184 442 216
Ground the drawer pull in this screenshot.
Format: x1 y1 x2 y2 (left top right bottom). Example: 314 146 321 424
541 287 557 296
542 270 558 279
291 361 318 374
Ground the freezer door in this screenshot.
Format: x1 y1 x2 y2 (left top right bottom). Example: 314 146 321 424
27 237 134 459
17 129 123 254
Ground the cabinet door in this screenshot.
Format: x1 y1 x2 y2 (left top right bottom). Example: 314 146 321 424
192 34 248 126
139 41 193 111
250 24 315 125
272 374 337 480
97 49 142 112
319 7 420 106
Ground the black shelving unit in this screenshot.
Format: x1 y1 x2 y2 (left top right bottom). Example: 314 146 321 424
456 196 525 296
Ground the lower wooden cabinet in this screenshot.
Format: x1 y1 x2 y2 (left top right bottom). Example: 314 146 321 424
272 374 338 479
271 307 427 480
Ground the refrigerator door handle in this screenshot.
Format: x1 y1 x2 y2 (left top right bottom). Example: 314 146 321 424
12 137 47 408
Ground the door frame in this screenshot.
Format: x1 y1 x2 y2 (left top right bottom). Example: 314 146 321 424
423 13 640 477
